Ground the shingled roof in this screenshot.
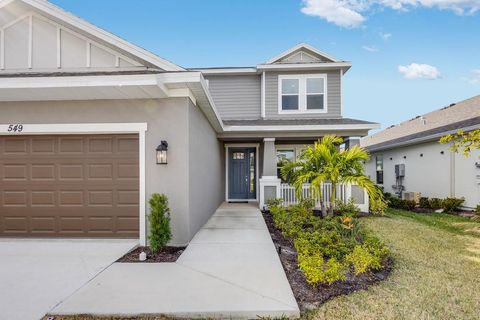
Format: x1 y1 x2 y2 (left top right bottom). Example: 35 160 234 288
362 95 480 151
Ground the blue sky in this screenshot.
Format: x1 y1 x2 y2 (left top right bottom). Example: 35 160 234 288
51 0 480 130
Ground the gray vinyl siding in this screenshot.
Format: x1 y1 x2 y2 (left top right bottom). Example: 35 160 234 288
204 74 261 120
265 70 342 119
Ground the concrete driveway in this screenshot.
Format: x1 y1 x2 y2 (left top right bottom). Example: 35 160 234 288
0 238 137 320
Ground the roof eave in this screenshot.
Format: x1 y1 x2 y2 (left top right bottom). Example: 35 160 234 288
367 123 480 153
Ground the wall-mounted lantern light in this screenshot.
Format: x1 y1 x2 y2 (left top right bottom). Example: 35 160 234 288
156 141 168 165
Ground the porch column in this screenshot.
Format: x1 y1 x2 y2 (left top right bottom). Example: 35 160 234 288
259 138 281 209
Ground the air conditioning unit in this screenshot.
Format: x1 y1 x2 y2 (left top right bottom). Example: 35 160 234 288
395 164 405 178
403 192 421 203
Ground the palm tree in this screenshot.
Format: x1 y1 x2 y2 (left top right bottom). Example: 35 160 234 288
281 135 383 215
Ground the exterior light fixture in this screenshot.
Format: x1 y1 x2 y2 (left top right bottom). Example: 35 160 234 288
156 141 168 164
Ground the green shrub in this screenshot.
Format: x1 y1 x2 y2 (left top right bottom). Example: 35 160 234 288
442 197 465 213
346 245 382 275
429 198 443 210
419 197 431 209
148 193 172 254
334 198 360 217
370 197 388 216
299 197 316 210
298 253 347 285
295 229 353 261
405 200 417 211
266 198 283 209
475 205 480 216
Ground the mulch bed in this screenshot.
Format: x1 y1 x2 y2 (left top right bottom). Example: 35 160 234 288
262 211 393 312
117 246 185 263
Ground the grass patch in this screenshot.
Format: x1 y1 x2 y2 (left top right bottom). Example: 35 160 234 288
311 209 480 320
387 208 480 237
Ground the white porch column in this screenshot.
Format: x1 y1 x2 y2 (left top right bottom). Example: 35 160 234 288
259 138 281 209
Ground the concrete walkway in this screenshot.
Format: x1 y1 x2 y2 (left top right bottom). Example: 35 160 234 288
52 203 300 319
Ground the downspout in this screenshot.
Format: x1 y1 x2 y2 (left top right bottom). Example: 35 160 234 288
450 150 455 197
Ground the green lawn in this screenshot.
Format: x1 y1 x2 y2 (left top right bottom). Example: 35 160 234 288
311 209 480 320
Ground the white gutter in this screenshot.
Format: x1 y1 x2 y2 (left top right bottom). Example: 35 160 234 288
223 123 380 132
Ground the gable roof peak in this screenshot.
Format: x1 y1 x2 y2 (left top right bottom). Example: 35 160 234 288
2 0 184 71
265 43 342 64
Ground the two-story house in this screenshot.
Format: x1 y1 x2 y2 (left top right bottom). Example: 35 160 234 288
0 0 378 246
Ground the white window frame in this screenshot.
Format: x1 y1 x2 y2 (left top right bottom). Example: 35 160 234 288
278 74 328 114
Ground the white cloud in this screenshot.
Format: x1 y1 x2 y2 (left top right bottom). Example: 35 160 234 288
467 69 480 83
362 45 379 52
398 63 441 79
301 0 367 28
380 32 392 40
301 0 480 28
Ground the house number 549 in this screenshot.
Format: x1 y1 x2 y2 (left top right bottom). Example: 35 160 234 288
7 124 24 132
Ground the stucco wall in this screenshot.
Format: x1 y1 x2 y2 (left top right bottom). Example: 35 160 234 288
187 99 224 238
0 98 194 244
366 141 480 208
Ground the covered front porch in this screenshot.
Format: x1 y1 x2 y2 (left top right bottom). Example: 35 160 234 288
223 135 370 212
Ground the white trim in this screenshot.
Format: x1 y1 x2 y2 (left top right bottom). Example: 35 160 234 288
56 26 61 68
278 74 328 115
191 67 258 75
265 43 342 64
16 0 184 71
86 41 91 68
28 14 33 69
223 123 380 132
0 29 4 70
261 71 266 118
257 62 352 71
264 138 275 142
224 143 260 202
0 122 148 245
340 69 343 115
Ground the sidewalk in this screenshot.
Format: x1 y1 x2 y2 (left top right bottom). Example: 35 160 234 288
51 203 300 319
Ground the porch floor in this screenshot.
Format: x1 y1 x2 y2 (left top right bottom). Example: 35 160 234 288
51 203 300 319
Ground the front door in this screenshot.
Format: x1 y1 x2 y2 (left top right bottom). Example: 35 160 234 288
228 148 256 200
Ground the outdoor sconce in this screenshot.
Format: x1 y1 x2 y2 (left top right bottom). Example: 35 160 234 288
156 141 168 165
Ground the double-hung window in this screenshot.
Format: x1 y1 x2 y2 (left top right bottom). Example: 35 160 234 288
279 74 327 113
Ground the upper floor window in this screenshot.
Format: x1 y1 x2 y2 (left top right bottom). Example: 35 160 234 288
279 74 327 114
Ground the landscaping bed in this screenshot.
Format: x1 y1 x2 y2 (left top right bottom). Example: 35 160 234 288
262 202 392 312
117 246 185 263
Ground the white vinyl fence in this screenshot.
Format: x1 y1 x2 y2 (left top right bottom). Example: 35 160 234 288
279 183 369 212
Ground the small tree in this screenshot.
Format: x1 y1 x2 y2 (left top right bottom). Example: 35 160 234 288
281 135 384 215
148 193 172 254
440 128 480 157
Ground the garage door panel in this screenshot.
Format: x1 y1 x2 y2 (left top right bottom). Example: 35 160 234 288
0 134 139 238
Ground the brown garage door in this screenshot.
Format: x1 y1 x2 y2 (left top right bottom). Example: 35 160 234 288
0 134 139 238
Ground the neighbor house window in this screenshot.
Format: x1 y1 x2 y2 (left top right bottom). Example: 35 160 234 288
376 156 384 184
276 149 295 182
279 74 327 113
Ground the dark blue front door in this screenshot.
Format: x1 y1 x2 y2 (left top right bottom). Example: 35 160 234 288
228 148 256 200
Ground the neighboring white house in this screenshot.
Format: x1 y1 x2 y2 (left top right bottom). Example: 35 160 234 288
363 96 480 209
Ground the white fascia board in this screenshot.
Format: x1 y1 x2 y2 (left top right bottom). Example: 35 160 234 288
223 123 380 132
265 43 341 64
17 0 184 71
0 74 162 89
158 72 225 132
189 68 258 75
257 62 352 71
